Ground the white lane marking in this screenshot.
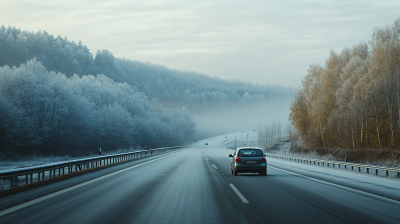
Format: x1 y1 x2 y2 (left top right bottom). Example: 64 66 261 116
0 151 181 217
212 164 218 169
268 165 400 206
229 183 249 203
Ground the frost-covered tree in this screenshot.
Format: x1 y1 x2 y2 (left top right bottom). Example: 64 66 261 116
0 59 196 156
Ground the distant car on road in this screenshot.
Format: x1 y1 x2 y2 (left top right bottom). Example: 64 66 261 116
224 136 227 138
205 143 208 145
229 147 266 176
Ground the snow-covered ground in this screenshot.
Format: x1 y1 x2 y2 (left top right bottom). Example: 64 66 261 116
0 148 142 171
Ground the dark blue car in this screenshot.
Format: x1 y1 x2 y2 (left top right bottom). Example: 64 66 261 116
229 147 267 176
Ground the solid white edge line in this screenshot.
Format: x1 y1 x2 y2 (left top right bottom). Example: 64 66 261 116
212 164 218 169
0 151 181 217
268 165 400 206
229 183 249 203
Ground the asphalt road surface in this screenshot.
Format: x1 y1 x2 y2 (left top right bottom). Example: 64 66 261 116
1 134 400 224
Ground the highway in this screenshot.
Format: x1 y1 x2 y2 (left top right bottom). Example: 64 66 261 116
1 134 400 224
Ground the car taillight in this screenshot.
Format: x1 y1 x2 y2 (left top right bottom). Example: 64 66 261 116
260 157 266 162
235 157 241 162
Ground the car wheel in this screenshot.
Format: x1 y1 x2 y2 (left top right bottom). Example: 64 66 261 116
263 169 267 176
233 169 237 176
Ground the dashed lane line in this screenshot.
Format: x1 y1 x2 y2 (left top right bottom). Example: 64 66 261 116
229 183 249 203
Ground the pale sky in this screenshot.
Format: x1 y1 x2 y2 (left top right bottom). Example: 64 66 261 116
1 0 400 87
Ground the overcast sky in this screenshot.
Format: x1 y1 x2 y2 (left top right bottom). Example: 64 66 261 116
1 0 400 87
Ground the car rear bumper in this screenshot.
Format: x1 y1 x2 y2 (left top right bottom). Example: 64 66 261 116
234 163 266 173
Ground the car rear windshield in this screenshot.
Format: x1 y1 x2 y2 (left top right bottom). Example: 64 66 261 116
237 149 263 157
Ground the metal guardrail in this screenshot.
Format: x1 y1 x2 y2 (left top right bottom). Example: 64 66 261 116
266 153 400 179
0 146 183 191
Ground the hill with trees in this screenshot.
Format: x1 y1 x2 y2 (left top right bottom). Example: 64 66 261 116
0 25 293 157
0 25 293 112
0 59 195 156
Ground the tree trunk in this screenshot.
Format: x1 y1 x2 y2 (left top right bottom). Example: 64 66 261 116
351 124 355 148
365 117 368 148
384 76 394 149
361 118 363 147
375 107 382 150
319 115 326 148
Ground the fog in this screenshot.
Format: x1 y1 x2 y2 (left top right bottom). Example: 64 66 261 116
193 97 293 140
0 26 295 156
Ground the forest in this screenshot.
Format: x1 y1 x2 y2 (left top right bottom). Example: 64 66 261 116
0 59 196 156
0 25 293 112
0 25 292 157
290 17 400 150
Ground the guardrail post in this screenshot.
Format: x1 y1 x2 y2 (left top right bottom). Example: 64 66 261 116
386 170 388 177
30 173 33 183
26 174 28 185
0 178 3 190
